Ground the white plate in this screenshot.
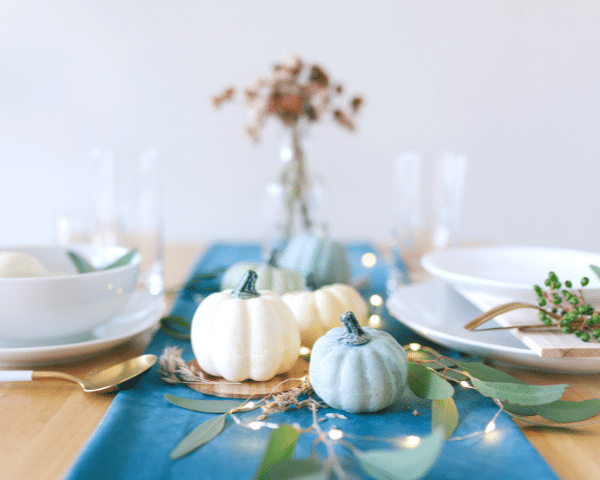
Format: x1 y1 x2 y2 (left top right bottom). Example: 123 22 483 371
0 290 164 367
386 281 600 373
421 245 600 308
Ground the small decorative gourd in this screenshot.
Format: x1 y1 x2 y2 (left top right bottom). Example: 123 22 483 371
309 311 408 413
279 232 351 288
220 250 305 295
282 275 369 348
191 270 300 382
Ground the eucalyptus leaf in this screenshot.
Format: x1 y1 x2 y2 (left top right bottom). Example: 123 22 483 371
590 264 600 282
265 459 323 480
165 394 245 413
531 399 600 423
67 249 137 273
456 362 525 384
170 413 227 460
103 248 137 269
67 251 96 273
432 397 459 439
254 425 301 480
160 315 192 341
356 428 445 480
407 363 454 400
471 378 567 406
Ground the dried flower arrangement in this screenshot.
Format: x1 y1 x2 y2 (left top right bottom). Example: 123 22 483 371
212 54 363 240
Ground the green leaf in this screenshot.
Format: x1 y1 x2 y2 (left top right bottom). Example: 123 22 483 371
265 459 323 480
103 248 138 270
432 398 458 439
471 378 567 406
590 264 600 282
456 362 525 384
407 363 454 400
170 413 227 460
165 394 246 413
531 399 600 423
254 425 301 480
356 428 445 480
67 251 96 273
160 315 192 340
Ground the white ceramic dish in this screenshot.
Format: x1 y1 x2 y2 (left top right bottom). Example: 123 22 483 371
421 245 600 310
0 245 140 343
386 281 600 373
0 290 163 367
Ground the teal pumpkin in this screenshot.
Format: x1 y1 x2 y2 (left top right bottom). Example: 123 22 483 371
309 311 409 413
220 250 305 295
279 233 350 287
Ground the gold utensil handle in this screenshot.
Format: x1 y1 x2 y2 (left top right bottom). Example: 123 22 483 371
464 301 561 331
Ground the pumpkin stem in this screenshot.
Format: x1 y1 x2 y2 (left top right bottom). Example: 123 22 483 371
305 273 318 291
340 311 371 346
267 249 279 267
232 270 260 299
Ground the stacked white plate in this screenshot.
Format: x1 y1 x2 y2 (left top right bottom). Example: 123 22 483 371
386 245 600 373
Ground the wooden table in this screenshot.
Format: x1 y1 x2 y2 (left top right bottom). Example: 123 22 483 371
1 243 600 480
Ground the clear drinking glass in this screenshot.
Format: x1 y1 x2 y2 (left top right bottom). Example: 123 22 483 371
86 148 164 296
389 151 467 287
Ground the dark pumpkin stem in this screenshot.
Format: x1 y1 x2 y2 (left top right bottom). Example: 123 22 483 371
267 249 279 267
340 311 371 345
305 273 318 291
232 270 260 299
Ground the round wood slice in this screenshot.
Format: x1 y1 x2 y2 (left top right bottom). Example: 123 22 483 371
185 357 309 399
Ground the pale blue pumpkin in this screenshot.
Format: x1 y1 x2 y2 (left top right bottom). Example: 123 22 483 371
309 311 409 413
279 233 350 287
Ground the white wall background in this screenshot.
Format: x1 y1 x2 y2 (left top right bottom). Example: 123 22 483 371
1 1 599 251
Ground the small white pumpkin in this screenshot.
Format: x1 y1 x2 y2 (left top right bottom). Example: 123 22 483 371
309 311 409 413
191 270 300 382
220 250 305 295
282 276 369 348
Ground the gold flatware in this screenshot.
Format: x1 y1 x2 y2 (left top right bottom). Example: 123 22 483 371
464 302 562 332
0 354 157 393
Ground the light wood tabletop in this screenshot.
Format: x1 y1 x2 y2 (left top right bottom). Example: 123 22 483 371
1 243 600 480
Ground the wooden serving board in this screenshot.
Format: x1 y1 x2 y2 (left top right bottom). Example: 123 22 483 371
185 358 310 399
493 310 600 358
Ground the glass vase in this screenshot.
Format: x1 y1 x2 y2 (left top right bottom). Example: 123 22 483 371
262 124 328 256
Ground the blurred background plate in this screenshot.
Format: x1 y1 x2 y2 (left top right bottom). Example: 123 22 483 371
421 245 600 309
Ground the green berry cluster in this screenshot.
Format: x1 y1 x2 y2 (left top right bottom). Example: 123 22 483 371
534 271 600 342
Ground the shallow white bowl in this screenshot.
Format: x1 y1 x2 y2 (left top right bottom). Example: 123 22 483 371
0 245 140 345
421 245 600 310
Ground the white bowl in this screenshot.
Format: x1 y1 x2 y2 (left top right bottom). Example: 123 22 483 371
0 245 140 345
421 245 600 310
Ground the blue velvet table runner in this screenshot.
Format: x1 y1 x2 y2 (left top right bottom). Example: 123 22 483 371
65 243 559 480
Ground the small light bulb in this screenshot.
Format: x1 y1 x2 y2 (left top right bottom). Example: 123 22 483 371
299 346 311 356
249 421 264 431
368 315 381 328
459 381 470 388
361 252 377 268
485 421 496 434
328 428 344 440
370 294 383 307
399 435 422 449
409 343 421 351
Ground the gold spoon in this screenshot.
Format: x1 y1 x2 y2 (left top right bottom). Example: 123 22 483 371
464 302 563 332
0 354 157 393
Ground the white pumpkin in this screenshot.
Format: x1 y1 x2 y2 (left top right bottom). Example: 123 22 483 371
309 311 409 413
282 278 368 348
191 270 300 382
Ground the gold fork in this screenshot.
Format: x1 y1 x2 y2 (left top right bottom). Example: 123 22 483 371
464 302 562 332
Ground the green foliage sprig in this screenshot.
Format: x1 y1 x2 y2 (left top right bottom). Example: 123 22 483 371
160 345 600 480
533 265 600 342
